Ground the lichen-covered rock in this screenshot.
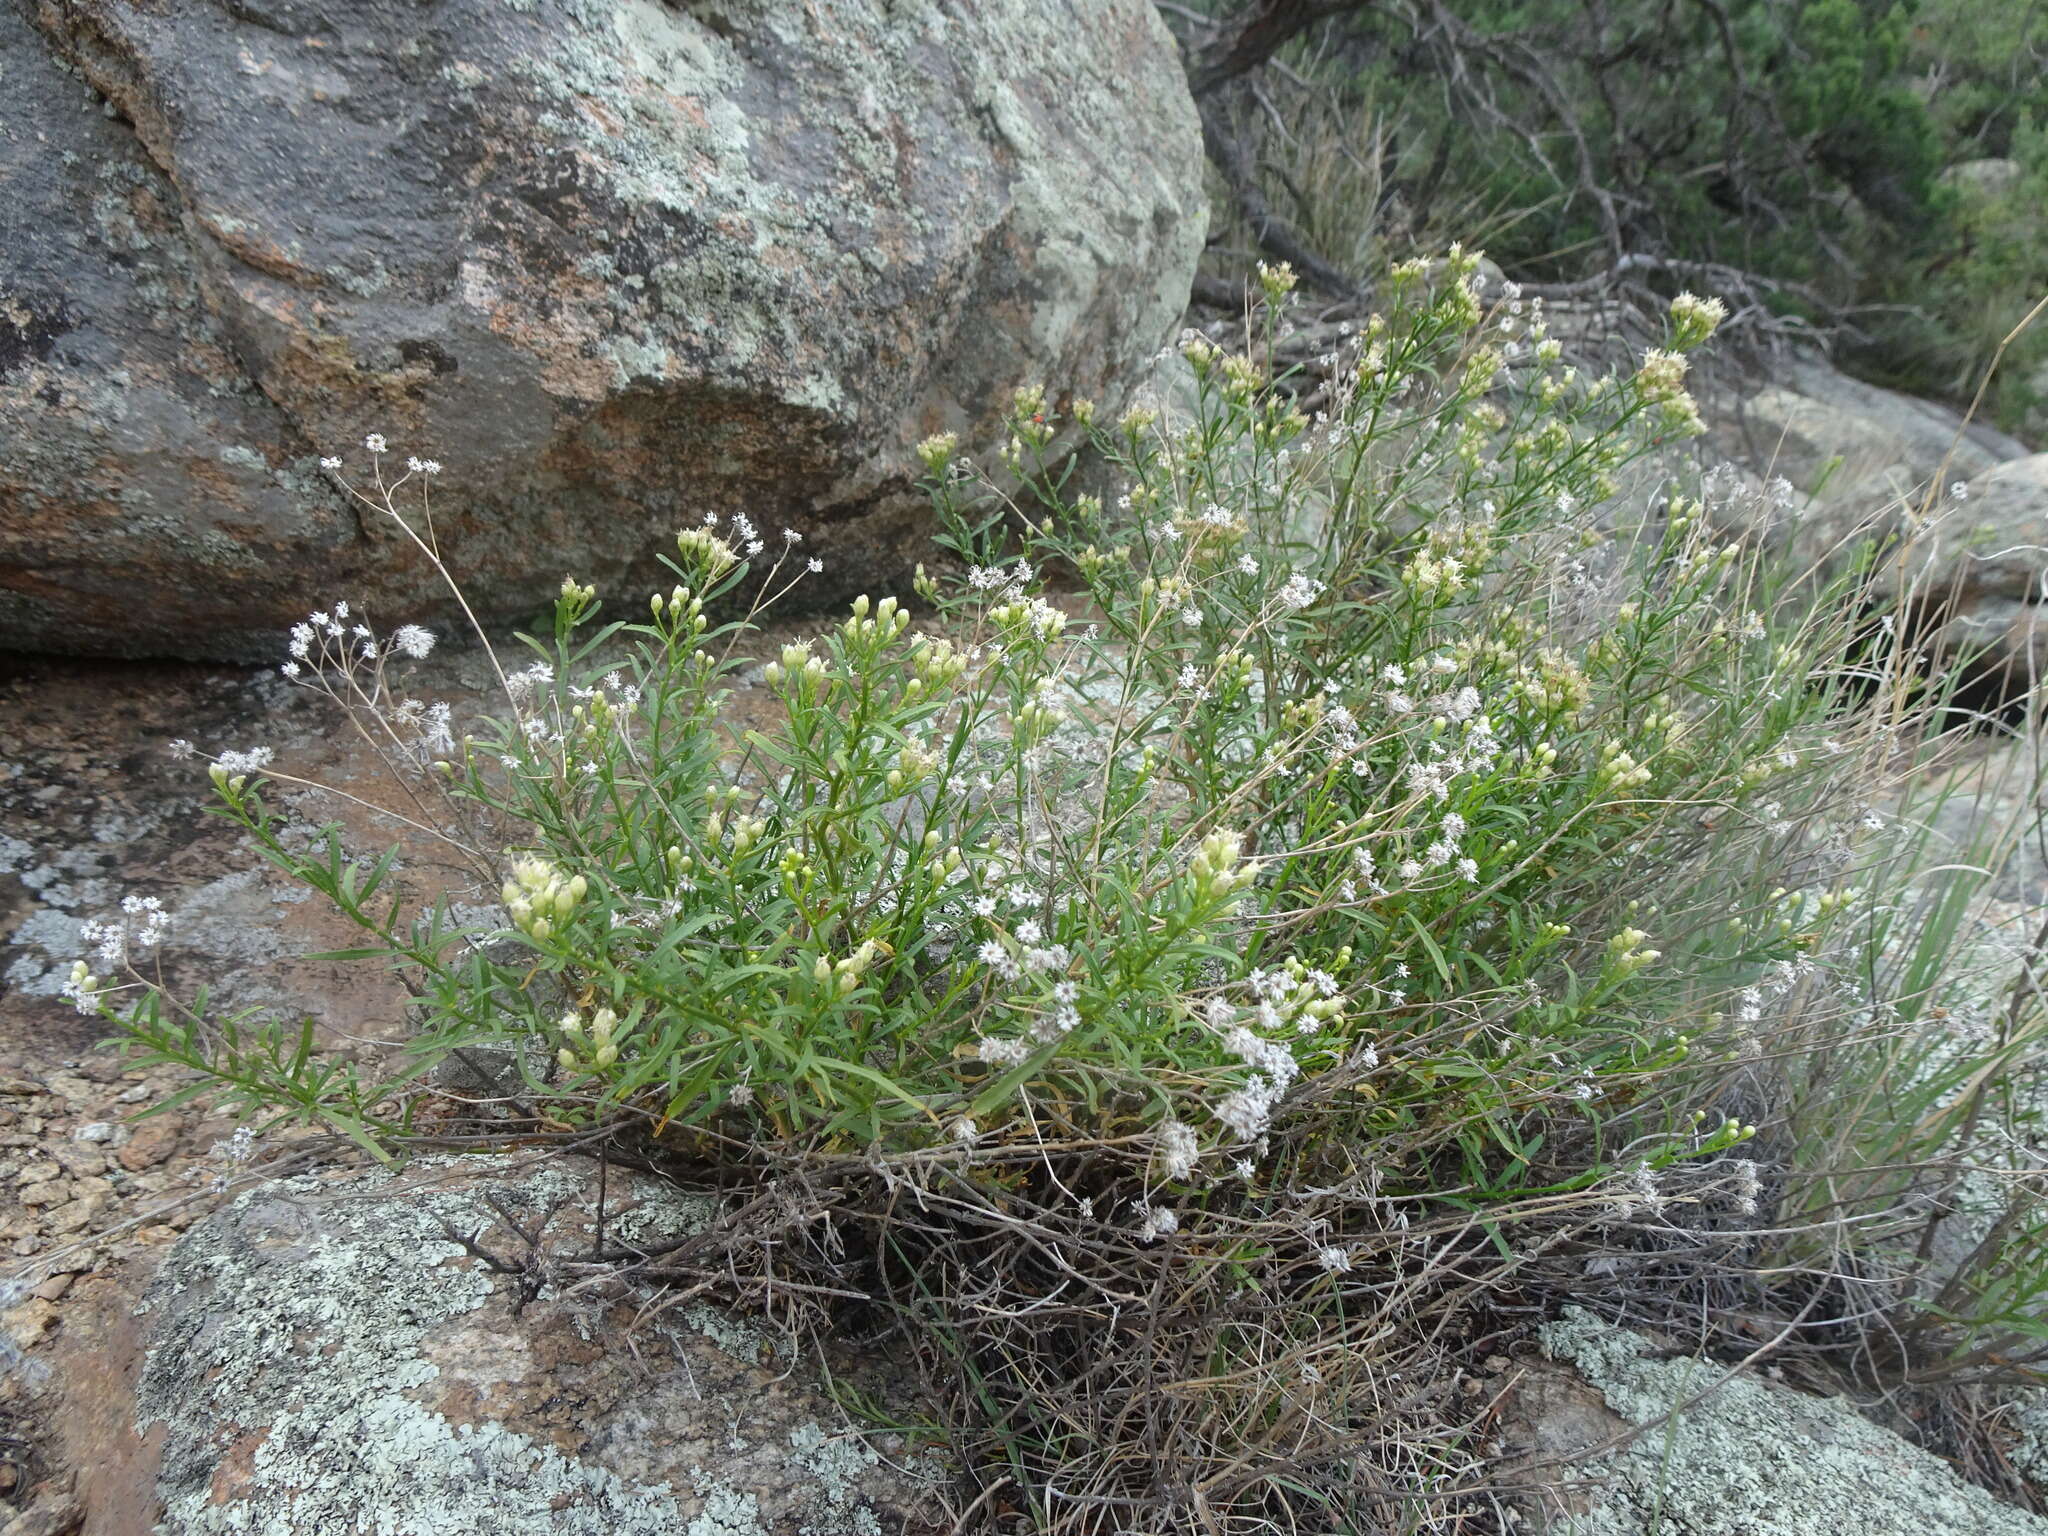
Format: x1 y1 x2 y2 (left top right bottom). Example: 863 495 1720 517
1517 1308 2048 1535
1902 737 2048 906
3 0 1205 660
2016 1393 2048 1502
133 1155 943 1536
1707 357 2026 523
1913 453 2048 682
1696 360 2046 683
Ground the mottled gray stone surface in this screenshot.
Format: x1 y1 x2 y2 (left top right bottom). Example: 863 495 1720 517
3 0 1205 658
1527 1308 2048 1535
1698 358 2046 683
134 1154 942 1535
2017 1395 2048 1501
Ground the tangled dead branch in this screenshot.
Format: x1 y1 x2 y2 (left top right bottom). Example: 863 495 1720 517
1165 0 1865 353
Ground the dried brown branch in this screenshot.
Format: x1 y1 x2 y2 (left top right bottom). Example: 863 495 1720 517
1198 89 1367 298
1187 0 1372 97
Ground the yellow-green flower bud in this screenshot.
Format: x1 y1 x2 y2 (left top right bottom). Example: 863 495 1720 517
1669 291 1728 351
1257 260 1298 301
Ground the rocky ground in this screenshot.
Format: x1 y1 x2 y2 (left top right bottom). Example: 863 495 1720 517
0 654 421 1534
0 617 871 1535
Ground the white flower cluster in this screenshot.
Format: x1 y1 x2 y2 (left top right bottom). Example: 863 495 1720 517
1277 571 1324 610
1204 1011 1286 1146
67 895 171 1014
282 602 436 677
60 960 101 1016
1203 965 1344 1144
392 624 436 659
727 511 766 558
214 746 275 777
1135 1203 1180 1241
973 1034 1032 1067
1726 1157 1763 1218
505 661 555 702
391 697 455 760
1402 719 1499 803
122 894 170 949
1392 808 1482 886
1154 1119 1200 1181
208 1123 259 1193
1729 955 1820 1053
287 603 352 671
1618 1160 1665 1218
80 918 127 969
989 594 1068 643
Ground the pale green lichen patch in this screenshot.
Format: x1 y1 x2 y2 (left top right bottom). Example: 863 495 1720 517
786 1422 889 1536
676 1299 789 1365
1536 1308 2048 1535
602 1184 719 1248
685 1482 766 1536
